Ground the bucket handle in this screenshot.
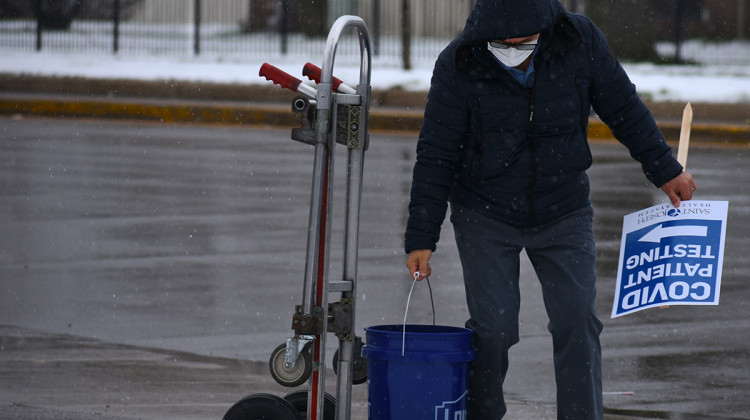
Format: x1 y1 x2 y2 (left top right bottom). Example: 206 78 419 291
402 271 436 357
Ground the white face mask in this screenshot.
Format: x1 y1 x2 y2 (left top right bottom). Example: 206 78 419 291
487 39 537 68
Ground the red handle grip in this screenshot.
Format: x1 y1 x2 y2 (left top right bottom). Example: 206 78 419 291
260 63 302 92
303 62 347 93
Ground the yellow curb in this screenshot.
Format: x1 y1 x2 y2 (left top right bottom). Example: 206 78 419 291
0 96 299 127
1 96 748 145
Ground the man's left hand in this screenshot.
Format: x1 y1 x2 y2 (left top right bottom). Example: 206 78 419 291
661 171 697 208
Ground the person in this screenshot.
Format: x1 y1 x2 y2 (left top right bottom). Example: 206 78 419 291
404 0 697 419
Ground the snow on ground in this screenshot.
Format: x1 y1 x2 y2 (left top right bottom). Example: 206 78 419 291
2 50 750 103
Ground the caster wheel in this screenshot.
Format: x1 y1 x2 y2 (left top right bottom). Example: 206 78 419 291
223 393 298 420
284 390 336 420
332 347 368 385
269 342 312 388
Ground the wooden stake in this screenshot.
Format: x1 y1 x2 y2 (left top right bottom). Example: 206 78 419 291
677 102 693 170
661 102 693 310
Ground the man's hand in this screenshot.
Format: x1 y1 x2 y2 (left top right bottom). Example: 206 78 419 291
661 171 697 207
406 249 433 281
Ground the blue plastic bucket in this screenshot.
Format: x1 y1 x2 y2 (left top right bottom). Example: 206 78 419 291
362 324 475 420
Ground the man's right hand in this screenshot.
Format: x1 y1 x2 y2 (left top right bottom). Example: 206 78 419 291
660 171 696 208
406 249 433 281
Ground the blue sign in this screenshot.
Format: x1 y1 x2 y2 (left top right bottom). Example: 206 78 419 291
612 200 728 318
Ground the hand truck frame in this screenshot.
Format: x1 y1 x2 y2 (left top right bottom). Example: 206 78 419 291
223 15 372 420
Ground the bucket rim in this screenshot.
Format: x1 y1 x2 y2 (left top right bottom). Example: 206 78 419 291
364 324 473 334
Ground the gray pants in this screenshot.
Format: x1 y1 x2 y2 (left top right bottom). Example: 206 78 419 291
451 204 603 420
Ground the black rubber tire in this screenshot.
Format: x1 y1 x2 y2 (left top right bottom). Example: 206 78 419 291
332 348 368 385
222 393 299 420
269 343 312 388
283 390 336 420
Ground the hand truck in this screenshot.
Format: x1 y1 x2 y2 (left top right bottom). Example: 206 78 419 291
223 15 372 420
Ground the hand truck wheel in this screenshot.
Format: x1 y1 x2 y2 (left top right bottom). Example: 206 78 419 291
284 390 336 420
222 393 298 420
269 342 312 388
332 346 368 385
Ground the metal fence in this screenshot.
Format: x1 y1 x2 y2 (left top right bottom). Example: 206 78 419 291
1 0 749 67
0 0 473 66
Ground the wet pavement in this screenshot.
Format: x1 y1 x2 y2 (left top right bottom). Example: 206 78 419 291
0 116 748 419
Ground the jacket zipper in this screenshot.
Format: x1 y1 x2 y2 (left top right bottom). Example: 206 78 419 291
471 97 484 181
526 88 537 226
574 75 588 132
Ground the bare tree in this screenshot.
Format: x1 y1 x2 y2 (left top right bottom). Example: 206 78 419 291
586 0 659 62
33 0 81 30
401 0 411 70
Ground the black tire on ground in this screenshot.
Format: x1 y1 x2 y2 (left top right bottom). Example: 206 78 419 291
222 393 299 420
283 390 336 420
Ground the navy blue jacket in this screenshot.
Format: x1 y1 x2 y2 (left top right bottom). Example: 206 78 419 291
405 0 683 253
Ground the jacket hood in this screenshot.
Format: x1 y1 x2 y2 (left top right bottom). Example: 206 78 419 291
461 0 567 42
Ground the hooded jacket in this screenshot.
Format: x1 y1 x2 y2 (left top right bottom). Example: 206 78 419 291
405 0 683 253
